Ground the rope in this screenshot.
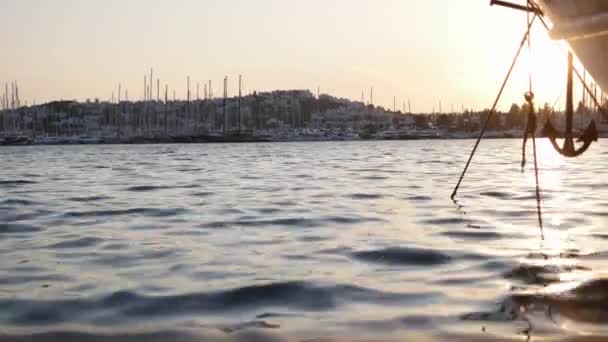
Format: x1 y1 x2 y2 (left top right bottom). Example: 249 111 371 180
532 131 544 239
521 95 536 170
452 3 545 238
521 95 544 239
451 14 537 200
527 0 533 92
522 2 534 170
523 0 544 239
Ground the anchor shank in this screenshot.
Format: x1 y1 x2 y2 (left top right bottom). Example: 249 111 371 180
564 51 575 154
541 49 596 157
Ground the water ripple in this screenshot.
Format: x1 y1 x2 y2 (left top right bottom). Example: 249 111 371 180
1 281 436 326
64 208 188 218
0 223 43 234
351 247 453 266
46 237 104 249
0 180 38 187
67 196 112 202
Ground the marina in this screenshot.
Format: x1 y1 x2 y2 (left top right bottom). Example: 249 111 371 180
1 86 607 145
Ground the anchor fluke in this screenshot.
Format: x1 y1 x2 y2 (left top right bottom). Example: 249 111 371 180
542 119 597 158
577 120 599 143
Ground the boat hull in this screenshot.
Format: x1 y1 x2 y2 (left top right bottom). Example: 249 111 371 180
2 136 32 146
539 0 608 91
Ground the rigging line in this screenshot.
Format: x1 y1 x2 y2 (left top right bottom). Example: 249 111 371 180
525 0 544 239
527 0 533 94
451 14 538 200
531 129 545 239
573 67 606 114
522 0 534 170
549 85 565 112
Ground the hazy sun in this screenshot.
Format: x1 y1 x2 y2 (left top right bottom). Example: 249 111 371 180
516 24 571 108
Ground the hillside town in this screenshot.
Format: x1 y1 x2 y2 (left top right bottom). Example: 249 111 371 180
1 88 607 145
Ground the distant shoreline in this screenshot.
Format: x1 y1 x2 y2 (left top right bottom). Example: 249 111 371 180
2 90 607 147
5 131 597 146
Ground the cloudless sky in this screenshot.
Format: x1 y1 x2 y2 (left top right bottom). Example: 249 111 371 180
0 0 573 112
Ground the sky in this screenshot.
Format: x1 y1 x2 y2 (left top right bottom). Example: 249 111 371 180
0 0 575 112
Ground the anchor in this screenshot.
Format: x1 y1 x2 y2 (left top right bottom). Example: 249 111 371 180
542 51 598 157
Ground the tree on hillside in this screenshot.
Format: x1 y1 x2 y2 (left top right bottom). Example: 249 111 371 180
576 100 586 115
392 116 399 127
479 109 502 130
300 98 315 125
506 103 522 128
537 102 553 127
436 114 451 128
317 95 340 112
414 114 428 129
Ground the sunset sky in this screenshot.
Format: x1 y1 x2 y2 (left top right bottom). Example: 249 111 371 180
0 0 573 112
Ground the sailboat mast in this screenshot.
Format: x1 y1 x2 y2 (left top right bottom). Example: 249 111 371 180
187 76 191 103
369 87 374 120
15 81 19 108
187 76 191 133
223 76 228 135
164 84 168 134
238 74 242 132
11 82 15 110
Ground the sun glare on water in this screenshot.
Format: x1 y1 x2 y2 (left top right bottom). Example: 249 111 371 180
536 138 567 167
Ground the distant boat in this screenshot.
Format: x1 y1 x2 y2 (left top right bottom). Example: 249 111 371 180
539 0 608 90
2 134 32 146
76 136 102 144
